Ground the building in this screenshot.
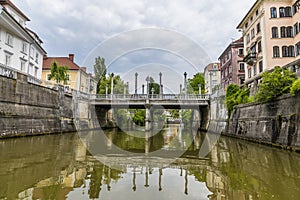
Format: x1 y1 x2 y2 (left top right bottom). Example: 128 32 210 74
237 0 300 86
0 0 46 82
42 54 97 94
204 62 221 94
218 37 245 89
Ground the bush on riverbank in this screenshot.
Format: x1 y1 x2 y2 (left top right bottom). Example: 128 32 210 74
290 77 300 96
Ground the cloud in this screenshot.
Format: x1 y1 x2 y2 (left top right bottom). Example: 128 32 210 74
14 0 256 69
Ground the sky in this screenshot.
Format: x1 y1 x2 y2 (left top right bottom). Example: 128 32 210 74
14 0 256 93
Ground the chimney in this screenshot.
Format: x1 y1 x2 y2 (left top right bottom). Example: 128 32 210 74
69 54 74 62
81 67 87 72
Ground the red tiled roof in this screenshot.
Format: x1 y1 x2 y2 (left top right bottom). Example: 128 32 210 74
43 57 81 70
0 0 30 21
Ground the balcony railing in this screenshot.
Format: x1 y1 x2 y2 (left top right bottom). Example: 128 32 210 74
0 63 17 79
243 52 257 66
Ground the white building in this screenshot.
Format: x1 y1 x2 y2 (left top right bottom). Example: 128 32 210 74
0 0 46 81
204 62 221 94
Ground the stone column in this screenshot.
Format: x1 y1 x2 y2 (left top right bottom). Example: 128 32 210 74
145 105 152 131
159 72 162 96
111 73 114 96
135 72 138 95
142 84 145 94
184 72 187 98
192 109 201 130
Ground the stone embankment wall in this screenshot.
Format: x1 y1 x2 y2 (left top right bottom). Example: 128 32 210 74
209 94 227 134
227 94 300 150
0 73 76 138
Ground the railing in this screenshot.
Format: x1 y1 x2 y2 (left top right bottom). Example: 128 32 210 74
92 94 210 101
27 74 42 85
0 63 17 79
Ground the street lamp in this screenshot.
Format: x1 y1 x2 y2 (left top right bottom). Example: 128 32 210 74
198 84 202 95
111 73 114 97
184 72 187 98
146 76 150 98
135 72 138 95
151 87 154 98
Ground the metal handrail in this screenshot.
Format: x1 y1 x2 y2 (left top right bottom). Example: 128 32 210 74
93 94 210 101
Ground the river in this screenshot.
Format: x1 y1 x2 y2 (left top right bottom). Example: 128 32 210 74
0 126 300 200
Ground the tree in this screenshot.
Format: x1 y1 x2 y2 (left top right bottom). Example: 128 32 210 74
146 77 160 94
94 57 107 92
187 73 205 94
97 73 127 94
255 66 295 102
48 61 69 85
290 77 300 96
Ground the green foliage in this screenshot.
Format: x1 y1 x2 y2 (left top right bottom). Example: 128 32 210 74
169 110 180 119
290 77 300 96
132 109 146 126
147 77 160 94
255 66 295 102
187 73 205 94
49 61 69 84
94 57 107 92
225 84 252 118
98 73 127 94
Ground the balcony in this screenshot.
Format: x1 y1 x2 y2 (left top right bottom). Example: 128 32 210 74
243 52 257 66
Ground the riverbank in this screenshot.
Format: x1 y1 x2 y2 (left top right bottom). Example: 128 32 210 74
210 92 300 151
0 73 76 138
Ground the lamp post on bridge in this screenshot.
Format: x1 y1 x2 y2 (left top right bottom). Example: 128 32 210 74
151 87 154 99
180 84 182 94
146 76 150 99
105 84 108 98
135 72 138 95
111 73 114 98
142 84 145 95
159 72 162 97
198 84 202 97
184 72 187 98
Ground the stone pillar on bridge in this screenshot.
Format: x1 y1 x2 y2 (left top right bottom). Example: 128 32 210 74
145 103 152 132
184 72 187 98
142 84 145 94
159 72 162 97
135 72 138 95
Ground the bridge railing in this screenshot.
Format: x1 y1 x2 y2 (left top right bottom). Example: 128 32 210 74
92 94 210 101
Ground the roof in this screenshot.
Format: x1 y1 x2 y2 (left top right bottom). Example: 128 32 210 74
204 62 220 72
218 37 244 60
43 57 81 70
0 0 30 21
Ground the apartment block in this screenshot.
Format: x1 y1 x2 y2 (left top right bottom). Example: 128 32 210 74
219 37 245 89
204 63 221 94
237 0 300 85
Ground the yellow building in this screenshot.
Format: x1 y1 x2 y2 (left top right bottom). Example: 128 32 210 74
42 54 97 94
237 0 300 86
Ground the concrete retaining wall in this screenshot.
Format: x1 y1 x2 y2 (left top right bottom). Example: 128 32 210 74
0 73 76 138
227 94 300 150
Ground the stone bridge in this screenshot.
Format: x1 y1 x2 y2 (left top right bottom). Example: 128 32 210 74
73 92 211 131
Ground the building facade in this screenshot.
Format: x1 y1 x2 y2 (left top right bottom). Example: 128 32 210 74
204 63 221 94
0 0 46 81
42 54 97 94
219 38 245 89
237 0 300 85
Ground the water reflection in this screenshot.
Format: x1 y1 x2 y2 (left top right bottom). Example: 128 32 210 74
0 127 300 200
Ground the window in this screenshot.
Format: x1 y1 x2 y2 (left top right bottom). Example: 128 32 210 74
22 42 28 53
66 74 70 81
5 53 11 67
251 28 255 39
245 23 248 29
285 7 292 17
279 7 285 17
281 26 286 38
286 26 293 37
257 23 261 33
246 34 250 44
34 67 38 77
239 77 245 85
238 48 244 56
273 46 280 57
294 23 299 35
20 60 26 72
259 61 263 73
271 7 277 18
258 41 262 53
248 68 252 78
30 47 34 58
239 63 245 71
47 74 51 80
251 45 256 53
5 32 13 46
282 46 288 57
256 9 259 16
296 43 300 56
35 53 39 63
293 5 298 15
253 65 257 76
229 65 232 73
29 63 34 75
288 46 295 57
272 27 279 38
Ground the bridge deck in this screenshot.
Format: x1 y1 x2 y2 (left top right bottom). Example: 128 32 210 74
90 94 210 109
